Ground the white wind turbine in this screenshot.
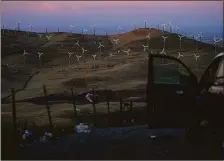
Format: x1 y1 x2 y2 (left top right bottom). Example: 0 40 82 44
83 29 88 35
117 26 122 34
75 40 80 53
37 52 44 67
69 25 75 33
92 24 96 35
142 45 149 52
157 22 160 30
146 33 151 49
113 38 120 45
132 24 137 30
146 33 151 40
177 52 183 59
75 54 82 69
81 47 87 59
92 54 97 70
105 28 108 36
68 52 74 68
98 42 104 53
161 24 166 32
1 24 5 35
162 35 168 50
194 54 200 71
160 48 166 55
38 34 43 39
213 36 222 53
22 50 28 65
177 52 184 69
46 35 52 41
168 22 172 32
194 34 200 50
123 48 131 56
178 35 185 49
176 26 180 34
144 21 147 28
17 20 21 31
198 32 203 42
160 48 166 65
27 24 34 36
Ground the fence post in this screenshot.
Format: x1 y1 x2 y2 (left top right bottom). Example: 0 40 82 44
11 88 17 137
92 88 96 126
119 98 123 125
71 87 77 125
43 84 53 131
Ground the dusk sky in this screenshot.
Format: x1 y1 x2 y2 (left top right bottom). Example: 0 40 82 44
1 1 223 40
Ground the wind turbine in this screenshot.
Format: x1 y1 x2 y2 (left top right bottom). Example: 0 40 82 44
17 20 21 31
162 36 168 50
81 47 87 59
142 45 149 52
1 24 5 35
194 54 200 71
117 26 122 34
75 40 80 52
213 36 221 53
146 33 151 49
198 32 203 42
177 52 183 59
68 52 74 68
132 24 137 30
146 33 151 40
27 24 34 36
178 35 185 49
38 34 43 39
37 52 44 67
105 28 108 36
177 52 184 69
160 48 166 55
113 38 119 45
75 54 82 69
83 29 88 35
144 21 147 28
123 48 131 56
22 50 28 65
98 42 104 53
168 22 172 32
160 48 166 65
69 25 75 34
194 34 200 50
157 22 160 30
92 54 97 70
161 24 166 32
92 24 96 35
28 24 34 34
176 26 180 34
46 35 52 41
